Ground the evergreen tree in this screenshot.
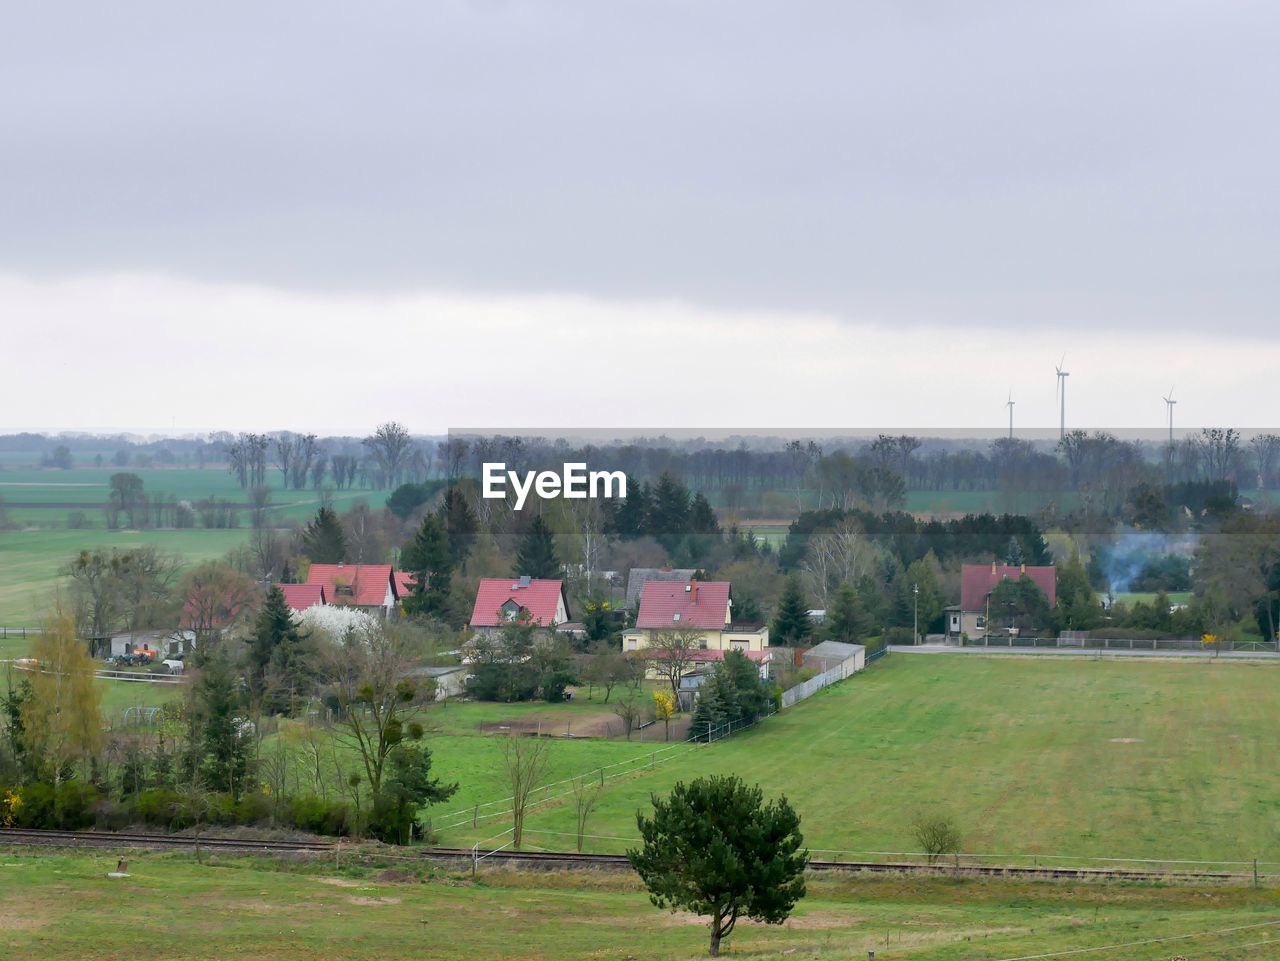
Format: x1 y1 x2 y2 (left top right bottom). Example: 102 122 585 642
1053 554 1103 632
892 555 945 633
369 741 458 844
689 492 719 535
400 514 453 619
650 473 691 546
191 651 252 799
614 481 652 539
719 649 768 723
628 775 809 957
514 514 561 579
771 575 812 645
825 582 872 643
247 585 310 714
436 486 478 568
689 683 726 741
300 506 347 563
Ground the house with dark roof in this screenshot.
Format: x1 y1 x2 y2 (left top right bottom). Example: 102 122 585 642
624 567 698 608
946 563 1057 639
468 576 571 635
622 579 768 656
305 563 399 616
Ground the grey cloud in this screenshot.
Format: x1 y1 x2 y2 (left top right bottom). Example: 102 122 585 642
1 0 1276 332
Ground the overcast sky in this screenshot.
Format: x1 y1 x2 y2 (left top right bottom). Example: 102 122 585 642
2 1 1277 433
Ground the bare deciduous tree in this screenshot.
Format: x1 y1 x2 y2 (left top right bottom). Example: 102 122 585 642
646 628 705 696
571 774 603 852
502 735 550 849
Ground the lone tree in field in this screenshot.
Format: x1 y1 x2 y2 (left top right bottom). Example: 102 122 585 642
912 814 962 865
628 775 808 957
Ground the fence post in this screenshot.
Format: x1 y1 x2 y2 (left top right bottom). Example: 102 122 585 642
1254 858 1260 889
472 844 478 879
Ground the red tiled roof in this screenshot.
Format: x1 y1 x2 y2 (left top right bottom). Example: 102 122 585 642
306 564 393 608
635 580 731 631
278 583 327 612
960 564 1057 611
393 571 415 599
470 578 566 628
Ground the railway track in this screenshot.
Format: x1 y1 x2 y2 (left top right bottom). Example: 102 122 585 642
419 846 1249 883
0 828 334 853
0 830 1257 882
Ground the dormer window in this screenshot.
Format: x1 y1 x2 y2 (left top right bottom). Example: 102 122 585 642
501 599 523 622
334 581 354 597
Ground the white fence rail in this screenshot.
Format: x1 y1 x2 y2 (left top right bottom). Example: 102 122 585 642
780 651 865 708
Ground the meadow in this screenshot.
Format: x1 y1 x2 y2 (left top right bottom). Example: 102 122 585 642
3 853 1278 961
440 655 1280 865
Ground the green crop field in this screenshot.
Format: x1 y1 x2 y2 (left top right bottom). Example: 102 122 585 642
0 529 252 627
441 655 1280 864
3 853 1276 961
0 466 382 528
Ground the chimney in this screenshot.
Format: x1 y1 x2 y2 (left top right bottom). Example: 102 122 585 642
991 562 996 574
690 580 698 604
1020 563 1026 574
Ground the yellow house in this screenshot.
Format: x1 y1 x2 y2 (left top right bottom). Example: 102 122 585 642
622 579 769 653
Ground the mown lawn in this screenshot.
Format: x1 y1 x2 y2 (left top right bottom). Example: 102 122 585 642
443 655 1280 865
3 852 1277 961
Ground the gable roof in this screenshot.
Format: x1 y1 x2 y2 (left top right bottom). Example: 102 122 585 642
393 571 415 599
960 563 1057 611
635 579 731 631
278 583 327 612
470 578 567 628
625 568 699 607
306 564 393 608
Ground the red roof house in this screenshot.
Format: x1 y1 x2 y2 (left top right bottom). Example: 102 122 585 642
278 583 327 613
634 580 732 631
306 563 396 612
393 571 415 600
469 577 569 630
960 563 1057 612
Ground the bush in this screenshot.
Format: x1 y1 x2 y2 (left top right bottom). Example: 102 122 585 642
15 783 55 828
134 788 183 828
286 795 355 836
883 626 914 645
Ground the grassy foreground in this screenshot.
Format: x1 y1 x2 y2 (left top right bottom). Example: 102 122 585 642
445 656 1280 864
2 852 1278 960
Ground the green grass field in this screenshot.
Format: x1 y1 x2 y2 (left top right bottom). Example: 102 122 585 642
3 853 1277 961
441 656 1280 865
0 466 381 528
0 529 251 626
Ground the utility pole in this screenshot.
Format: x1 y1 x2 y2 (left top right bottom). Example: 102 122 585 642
913 582 920 645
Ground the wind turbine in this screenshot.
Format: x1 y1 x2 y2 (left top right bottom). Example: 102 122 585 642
1163 387 1177 448
1006 391 1015 440
1054 356 1070 441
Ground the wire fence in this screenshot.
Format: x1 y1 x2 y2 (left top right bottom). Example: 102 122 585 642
966 635 1280 653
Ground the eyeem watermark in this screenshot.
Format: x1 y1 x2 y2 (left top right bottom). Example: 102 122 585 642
482 462 627 510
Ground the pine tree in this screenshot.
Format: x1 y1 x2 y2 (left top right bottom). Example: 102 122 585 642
247 585 309 714
825 582 871 643
650 473 691 546
514 514 560 579
400 514 453 619
689 684 726 741
628 775 808 957
300 506 347 563
436 486 478 568
614 481 651 539
689 492 719 535
771 575 812 645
